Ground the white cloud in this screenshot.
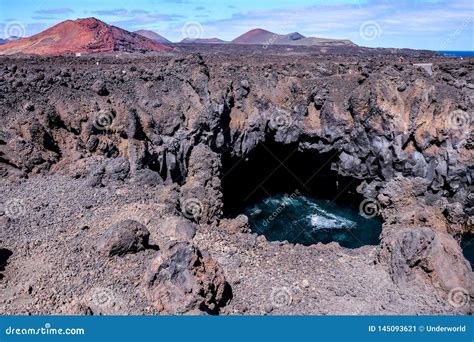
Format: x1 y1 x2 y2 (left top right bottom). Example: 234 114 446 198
185 1 473 49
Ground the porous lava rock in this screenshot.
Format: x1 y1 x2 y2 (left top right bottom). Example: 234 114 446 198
144 241 230 314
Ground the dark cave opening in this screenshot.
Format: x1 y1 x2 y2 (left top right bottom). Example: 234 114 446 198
222 139 362 215
221 139 383 248
461 233 474 268
0 248 13 280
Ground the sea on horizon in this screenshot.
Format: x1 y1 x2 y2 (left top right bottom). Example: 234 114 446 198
437 50 474 57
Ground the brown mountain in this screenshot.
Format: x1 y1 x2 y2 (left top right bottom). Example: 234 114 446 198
231 28 355 47
0 18 172 56
180 38 226 44
231 28 275 44
134 29 171 44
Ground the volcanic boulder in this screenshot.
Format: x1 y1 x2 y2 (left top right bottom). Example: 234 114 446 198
97 220 150 257
144 241 230 314
152 216 197 242
219 214 250 234
86 157 131 187
381 227 473 295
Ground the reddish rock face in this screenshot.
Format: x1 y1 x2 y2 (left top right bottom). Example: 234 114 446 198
0 18 172 56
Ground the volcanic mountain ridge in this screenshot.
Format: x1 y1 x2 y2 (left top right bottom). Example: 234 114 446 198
231 28 356 46
134 29 172 44
0 18 172 56
181 38 227 44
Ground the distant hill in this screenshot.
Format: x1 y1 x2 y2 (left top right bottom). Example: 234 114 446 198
0 36 20 45
134 29 171 44
0 18 172 56
231 28 355 47
180 38 227 44
231 28 276 44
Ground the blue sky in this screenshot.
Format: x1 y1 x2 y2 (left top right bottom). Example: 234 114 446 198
0 0 472 50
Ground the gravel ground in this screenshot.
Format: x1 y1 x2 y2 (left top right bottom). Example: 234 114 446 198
0 175 467 315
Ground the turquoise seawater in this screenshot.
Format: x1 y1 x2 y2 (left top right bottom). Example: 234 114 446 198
244 194 382 248
461 233 474 268
437 51 474 57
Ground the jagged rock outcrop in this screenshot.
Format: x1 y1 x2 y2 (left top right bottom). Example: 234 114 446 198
380 227 473 294
1 54 472 218
180 143 223 223
143 241 230 314
0 51 472 303
150 216 197 242
2 54 470 215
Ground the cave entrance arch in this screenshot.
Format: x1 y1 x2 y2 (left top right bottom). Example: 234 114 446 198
220 139 382 248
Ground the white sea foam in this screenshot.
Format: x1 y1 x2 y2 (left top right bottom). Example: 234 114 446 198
309 211 356 229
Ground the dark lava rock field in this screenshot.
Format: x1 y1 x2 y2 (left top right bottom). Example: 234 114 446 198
0 46 472 315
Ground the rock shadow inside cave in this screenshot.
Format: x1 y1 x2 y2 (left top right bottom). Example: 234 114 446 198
461 233 474 268
221 139 382 248
0 248 13 279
